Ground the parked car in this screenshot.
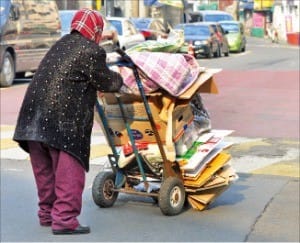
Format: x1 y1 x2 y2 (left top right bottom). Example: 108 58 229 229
206 22 230 57
0 0 61 87
175 22 219 58
130 17 170 40
219 20 246 52
59 10 119 52
59 10 76 36
189 10 234 23
107 17 145 50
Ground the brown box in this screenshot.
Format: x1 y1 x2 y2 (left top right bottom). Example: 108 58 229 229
105 119 167 145
102 101 193 146
103 100 161 120
96 68 219 146
172 103 194 142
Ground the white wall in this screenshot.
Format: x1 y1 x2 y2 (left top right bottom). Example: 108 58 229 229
273 0 300 41
78 0 93 9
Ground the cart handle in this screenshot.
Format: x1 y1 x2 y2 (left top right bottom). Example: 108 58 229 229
113 48 182 181
114 48 133 64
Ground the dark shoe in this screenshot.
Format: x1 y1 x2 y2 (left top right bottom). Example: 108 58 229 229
40 222 52 227
52 225 90 235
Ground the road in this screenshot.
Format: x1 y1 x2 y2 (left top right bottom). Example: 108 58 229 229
0 36 299 242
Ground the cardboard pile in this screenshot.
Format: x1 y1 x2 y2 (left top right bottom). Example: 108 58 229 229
177 130 238 211
95 68 238 211
97 68 219 146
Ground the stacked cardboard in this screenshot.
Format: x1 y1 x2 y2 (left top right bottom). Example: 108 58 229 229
96 68 219 147
95 68 238 211
177 130 238 210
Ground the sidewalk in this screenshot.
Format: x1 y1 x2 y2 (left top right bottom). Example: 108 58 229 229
247 35 299 48
0 124 111 165
1 124 299 178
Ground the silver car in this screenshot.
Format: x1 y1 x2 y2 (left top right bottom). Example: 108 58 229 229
107 17 145 50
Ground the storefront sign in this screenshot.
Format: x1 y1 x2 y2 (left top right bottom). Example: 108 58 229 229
254 0 274 10
253 12 265 28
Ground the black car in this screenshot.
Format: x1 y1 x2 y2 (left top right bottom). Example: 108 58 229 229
175 22 219 58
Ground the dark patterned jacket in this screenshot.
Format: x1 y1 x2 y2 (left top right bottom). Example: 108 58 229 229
13 32 123 171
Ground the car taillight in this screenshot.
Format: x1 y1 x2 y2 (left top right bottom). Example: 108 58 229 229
141 30 152 38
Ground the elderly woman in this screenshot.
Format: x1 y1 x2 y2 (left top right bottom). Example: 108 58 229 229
13 9 123 235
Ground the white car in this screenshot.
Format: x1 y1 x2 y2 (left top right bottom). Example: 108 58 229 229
107 17 145 50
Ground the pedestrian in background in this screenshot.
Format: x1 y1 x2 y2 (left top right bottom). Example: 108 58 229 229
266 23 279 43
13 8 123 235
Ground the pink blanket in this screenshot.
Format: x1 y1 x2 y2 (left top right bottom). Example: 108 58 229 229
118 52 201 97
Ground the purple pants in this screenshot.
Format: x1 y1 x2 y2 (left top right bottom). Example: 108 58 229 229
27 141 85 230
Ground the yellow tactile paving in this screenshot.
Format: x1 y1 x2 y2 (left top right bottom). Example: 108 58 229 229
0 125 15 131
0 125 18 150
1 124 299 178
90 144 112 159
253 160 300 178
0 138 19 150
0 124 112 159
230 140 271 151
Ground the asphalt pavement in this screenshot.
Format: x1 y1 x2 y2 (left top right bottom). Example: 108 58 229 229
0 36 299 242
1 131 299 242
1 158 299 242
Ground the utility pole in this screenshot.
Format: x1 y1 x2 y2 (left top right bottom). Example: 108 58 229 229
106 0 114 16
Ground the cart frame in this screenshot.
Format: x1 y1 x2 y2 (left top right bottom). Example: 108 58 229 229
92 49 186 216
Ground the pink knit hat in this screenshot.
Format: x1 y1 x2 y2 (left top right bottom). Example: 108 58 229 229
71 8 104 43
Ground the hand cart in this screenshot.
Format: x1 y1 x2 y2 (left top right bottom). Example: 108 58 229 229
92 49 186 216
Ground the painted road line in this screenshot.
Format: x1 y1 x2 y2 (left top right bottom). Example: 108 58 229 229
1 138 19 150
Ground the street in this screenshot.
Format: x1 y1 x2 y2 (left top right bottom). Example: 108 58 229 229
0 36 299 242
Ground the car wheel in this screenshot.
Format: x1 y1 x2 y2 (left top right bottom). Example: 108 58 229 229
213 46 220 58
206 46 213 58
218 46 222 57
0 52 15 87
224 47 229 57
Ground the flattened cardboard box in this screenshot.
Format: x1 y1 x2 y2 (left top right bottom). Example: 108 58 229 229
183 152 231 188
178 69 219 99
188 184 230 210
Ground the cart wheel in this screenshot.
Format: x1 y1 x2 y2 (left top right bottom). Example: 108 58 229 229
159 177 186 216
92 171 119 208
